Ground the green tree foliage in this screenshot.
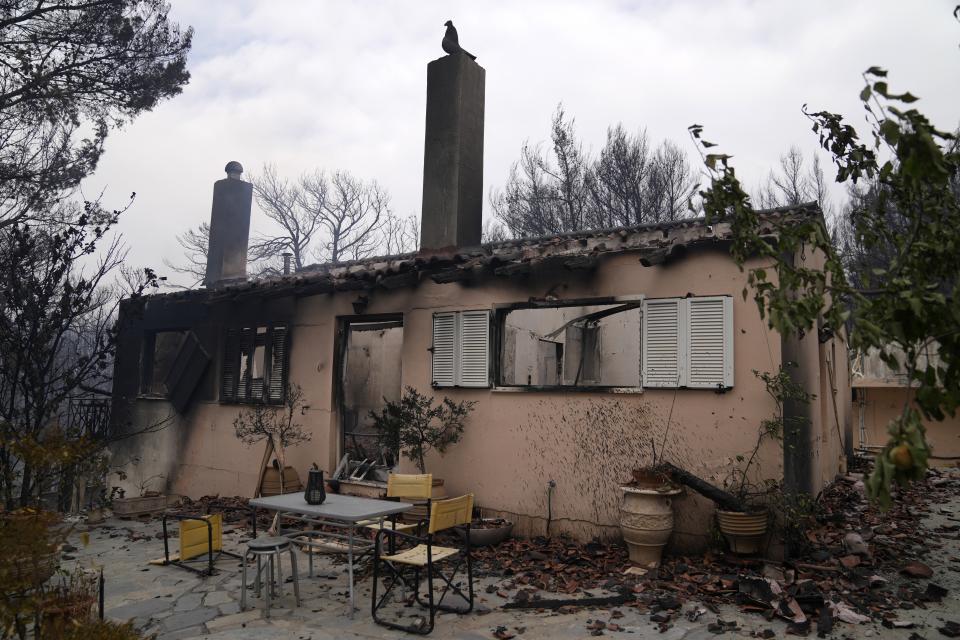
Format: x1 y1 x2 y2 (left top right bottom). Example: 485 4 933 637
0 0 192 226
369 386 475 474
690 64 959 507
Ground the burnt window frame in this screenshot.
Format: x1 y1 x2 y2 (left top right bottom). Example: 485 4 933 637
139 329 187 398
220 322 290 405
492 295 645 393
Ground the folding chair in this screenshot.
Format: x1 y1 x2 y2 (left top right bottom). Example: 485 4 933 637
158 505 251 576
360 473 433 537
371 494 474 635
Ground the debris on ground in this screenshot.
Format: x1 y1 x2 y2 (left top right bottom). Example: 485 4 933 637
472 461 960 635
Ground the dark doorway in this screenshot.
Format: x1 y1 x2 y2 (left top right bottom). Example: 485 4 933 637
339 318 403 465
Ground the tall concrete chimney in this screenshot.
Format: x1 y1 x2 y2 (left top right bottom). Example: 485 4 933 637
420 54 485 251
204 161 253 287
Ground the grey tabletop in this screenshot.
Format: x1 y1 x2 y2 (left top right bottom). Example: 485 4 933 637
249 492 413 522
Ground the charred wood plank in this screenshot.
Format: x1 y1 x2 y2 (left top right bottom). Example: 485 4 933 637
494 262 532 277
431 268 473 284
563 255 598 270
378 271 419 290
656 461 746 512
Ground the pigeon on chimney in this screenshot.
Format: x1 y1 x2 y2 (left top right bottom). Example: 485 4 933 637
442 20 476 60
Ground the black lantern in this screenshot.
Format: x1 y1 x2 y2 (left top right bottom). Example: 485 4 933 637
304 466 326 505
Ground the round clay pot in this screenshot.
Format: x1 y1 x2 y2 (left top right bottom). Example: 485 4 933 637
619 485 681 568
716 509 768 555
457 519 514 547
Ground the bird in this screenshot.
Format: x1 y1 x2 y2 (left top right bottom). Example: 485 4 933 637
442 20 476 60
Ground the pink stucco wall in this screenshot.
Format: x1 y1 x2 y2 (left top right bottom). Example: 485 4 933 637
124 247 847 550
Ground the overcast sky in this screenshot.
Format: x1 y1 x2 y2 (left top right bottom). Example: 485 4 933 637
84 1 960 287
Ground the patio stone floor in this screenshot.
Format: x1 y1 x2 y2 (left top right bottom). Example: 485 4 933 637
66 491 960 640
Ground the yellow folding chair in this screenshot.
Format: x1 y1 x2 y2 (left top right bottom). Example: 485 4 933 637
160 509 245 576
360 473 433 535
371 494 475 635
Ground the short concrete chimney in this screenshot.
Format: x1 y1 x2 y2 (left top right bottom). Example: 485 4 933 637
204 161 253 287
420 54 485 251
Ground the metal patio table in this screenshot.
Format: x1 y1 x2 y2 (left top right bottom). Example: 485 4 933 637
249 492 412 616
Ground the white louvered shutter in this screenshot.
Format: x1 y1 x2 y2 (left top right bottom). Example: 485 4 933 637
642 299 683 388
686 296 734 389
432 312 457 387
457 310 490 387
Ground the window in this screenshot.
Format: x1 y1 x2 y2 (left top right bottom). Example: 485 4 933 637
140 331 186 396
140 330 212 411
498 302 641 388
494 296 734 391
431 311 490 388
221 324 289 403
642 296 734 389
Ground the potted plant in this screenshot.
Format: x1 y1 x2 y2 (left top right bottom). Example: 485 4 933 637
457 506 514 547
369 386 475 519
619 466 682 568
369 386 475 479
234 383 311 496
713 366 813 554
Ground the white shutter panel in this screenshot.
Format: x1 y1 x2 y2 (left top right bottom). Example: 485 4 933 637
642 299 683 388
457 310 490 387
686 296 734 389
432 312 456 387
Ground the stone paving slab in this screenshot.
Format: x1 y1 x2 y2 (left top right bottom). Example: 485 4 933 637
68 503 960 639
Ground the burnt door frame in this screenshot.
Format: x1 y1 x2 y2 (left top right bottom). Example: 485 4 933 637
333 313 404 464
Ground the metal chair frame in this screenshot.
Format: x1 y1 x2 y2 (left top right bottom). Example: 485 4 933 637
371 495 474 635
240 537 302 618
160 505 250 576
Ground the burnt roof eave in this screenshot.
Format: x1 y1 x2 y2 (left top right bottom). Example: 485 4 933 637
142 204 821 305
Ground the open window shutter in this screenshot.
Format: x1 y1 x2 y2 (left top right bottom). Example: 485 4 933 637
221 329 240 402
642 298 683 388
686 296 734 388
432 312 456 387
458 310 490 388
266 324 289 403
164 331 211 413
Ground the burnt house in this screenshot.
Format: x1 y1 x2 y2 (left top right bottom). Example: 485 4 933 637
110 53 850 549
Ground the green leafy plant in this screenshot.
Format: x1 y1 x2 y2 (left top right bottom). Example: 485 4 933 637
689 38 959 506
369 386 476 474
233 383 311 472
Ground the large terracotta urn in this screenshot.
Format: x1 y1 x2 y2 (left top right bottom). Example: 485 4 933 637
619 485 682 568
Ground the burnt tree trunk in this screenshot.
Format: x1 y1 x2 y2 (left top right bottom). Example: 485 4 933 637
656 461 746 512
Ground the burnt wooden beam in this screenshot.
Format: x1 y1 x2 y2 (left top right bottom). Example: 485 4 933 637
563 255 598 270
431 268 473 284
655 461 746 512
639 248 669 267
494 262 532 277
378 270 419 290
332 279 372 292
